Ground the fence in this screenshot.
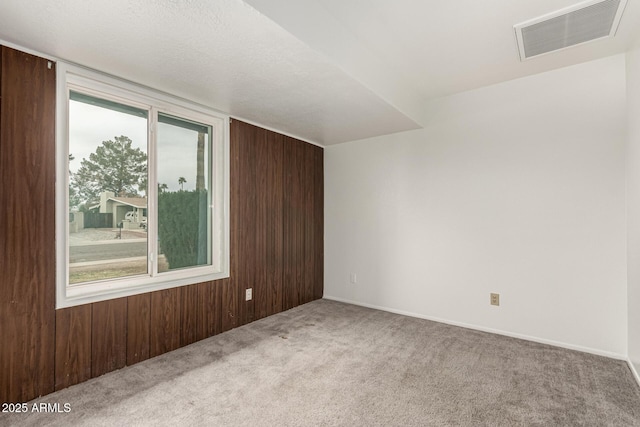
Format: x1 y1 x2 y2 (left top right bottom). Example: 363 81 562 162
84 212 113 228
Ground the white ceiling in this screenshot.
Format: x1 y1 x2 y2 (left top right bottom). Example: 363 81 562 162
1 0 639 145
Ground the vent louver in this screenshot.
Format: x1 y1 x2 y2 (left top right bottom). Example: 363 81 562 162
514 0 627 60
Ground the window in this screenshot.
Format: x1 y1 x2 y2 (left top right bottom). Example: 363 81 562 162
56 63 229 308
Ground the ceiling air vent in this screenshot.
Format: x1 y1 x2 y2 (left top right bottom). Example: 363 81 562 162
514 0 627 60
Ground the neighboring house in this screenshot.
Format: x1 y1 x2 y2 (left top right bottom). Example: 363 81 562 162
98 191 147 228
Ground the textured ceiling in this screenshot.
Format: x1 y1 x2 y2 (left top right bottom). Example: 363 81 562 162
0 0 639 145
247 0 640 103
0 0 419 145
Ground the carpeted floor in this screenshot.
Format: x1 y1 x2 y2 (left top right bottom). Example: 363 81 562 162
3 299 640 426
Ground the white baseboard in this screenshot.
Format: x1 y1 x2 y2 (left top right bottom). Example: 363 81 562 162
323 295 627 361
627 358 640 388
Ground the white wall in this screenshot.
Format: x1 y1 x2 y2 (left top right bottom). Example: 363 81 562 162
627 47 640 373
325 54 628 357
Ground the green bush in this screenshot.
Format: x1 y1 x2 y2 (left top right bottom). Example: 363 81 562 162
157 190 208 270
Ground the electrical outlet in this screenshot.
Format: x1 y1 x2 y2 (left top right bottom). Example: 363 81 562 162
245 288 252 301
350 273 357 284
490 293 500 306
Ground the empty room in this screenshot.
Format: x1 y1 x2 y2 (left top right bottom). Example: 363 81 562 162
2 0 640 425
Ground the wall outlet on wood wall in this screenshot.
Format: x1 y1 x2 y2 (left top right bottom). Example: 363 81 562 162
245 288 252 301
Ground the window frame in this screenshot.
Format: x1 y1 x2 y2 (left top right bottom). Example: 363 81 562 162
56 62 230 309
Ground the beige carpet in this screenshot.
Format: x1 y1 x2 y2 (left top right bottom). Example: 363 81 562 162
3 299 640 426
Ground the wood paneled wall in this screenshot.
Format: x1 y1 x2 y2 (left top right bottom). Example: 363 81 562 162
0 47 323 404
231 120 323 325
0 46 57 403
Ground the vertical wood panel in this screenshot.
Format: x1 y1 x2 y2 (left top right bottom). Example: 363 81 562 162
55 305 92 390
0 47 56 403
254 126 268 320
284 136 305 310
229 119 241 330
221 277 236 332
264 129 284 318
181 284 199 347
91 298 127 377
293 138 305 308
127 293 151 365
150 288 181 357
283 137 294 311
295 140 305 307
238 123 256 326
303 142 315 304
197 280 221 340
314 146 324 300
0 47 2 124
